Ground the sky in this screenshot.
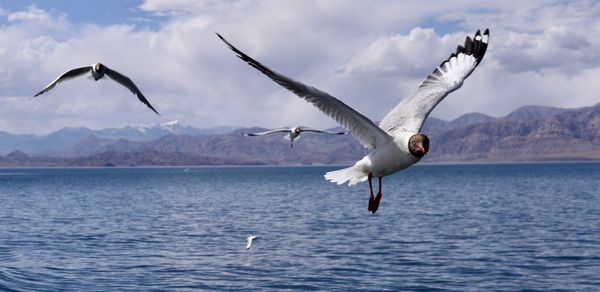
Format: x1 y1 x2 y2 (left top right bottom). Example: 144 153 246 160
0 0 599 134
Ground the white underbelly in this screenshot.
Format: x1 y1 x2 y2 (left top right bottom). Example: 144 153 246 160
361 142 420 177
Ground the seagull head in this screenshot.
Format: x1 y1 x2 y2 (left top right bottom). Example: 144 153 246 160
289 127 301 140
93 63 105 73
408 133 429 158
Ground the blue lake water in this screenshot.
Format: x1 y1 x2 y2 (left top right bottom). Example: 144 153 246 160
0 163 599 291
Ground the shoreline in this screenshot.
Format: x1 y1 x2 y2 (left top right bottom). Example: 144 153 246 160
1 159 599 169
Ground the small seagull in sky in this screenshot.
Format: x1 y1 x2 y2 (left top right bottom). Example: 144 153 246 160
33 62 159 115
243 126 346 148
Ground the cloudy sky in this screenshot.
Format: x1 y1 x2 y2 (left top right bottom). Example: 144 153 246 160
0 0 599 134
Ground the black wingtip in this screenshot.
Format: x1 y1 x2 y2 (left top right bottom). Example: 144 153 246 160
215 31 281 86
421 28 490 88
464 36 473 53
32 90 45 98
147 104 160 115
467 29 488 62
216 32 243 57
215 32 233 49
135 91 160 115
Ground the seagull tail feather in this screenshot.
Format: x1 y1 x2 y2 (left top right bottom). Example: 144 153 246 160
324 166 368 186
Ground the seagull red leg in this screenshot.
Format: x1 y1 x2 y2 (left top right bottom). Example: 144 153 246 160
368 173 375 213
371 177 383 214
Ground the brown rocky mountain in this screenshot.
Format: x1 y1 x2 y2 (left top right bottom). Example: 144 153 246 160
0 103 598 166
424 103 600 162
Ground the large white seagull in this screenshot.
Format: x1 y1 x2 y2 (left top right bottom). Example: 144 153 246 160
218 29 489 214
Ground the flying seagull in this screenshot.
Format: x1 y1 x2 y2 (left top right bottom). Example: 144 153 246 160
218 29 489 214
243 126 346 147
246 236 262 250
33 63 159 115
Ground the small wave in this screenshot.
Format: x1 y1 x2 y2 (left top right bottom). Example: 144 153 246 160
0 173 32 176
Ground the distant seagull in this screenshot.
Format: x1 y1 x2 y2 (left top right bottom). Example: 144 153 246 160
246 236 262 250
33 63 159 115
218 29 489 214
243 126 346 147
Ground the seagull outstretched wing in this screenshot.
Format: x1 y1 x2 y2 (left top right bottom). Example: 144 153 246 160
34 66 92 97
243 128 291 136
217 33 391 150
379 29 489 135
105 67 160 115
246 236 261 250
299 126 346 135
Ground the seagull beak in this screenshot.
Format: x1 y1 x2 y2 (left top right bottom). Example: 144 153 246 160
415 144 426 156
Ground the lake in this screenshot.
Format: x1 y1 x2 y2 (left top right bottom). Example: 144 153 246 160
0 163 599 290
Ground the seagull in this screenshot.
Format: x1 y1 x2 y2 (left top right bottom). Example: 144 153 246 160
33 63 159 115
246 236 262 250
243 126 346 147
218 29 489 214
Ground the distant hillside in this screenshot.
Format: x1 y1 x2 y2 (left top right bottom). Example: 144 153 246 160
424 103 599 162
423 112 494 131
0 104 598 166
0 121 237 155
0 129 365 166
504 105 570 120
52 127 366 164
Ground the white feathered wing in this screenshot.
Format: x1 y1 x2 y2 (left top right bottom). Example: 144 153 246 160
218 29 489 186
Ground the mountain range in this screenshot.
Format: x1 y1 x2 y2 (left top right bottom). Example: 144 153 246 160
424 104 599 162
0 121 236 156
0 103 598 166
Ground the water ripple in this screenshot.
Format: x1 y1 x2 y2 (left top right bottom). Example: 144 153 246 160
0 164 599 290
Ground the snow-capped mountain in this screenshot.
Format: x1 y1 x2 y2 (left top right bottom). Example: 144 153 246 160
1 104 597 163
0 122 238 155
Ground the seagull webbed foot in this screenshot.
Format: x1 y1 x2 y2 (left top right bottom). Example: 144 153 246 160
370 192 382 214
368 193 376 213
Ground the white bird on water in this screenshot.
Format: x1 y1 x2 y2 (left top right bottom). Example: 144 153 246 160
33 63 159 115
246 236 262 250
243 126 346 148
218 29 489 214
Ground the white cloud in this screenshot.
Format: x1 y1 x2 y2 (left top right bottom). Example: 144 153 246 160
493 26 598 74
340 27 468 78
7 5 52 22
1 0 600 135
139 0 242 16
